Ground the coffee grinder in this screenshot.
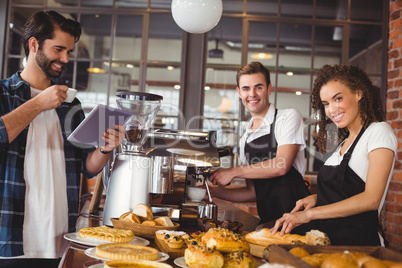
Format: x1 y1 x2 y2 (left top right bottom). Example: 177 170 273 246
103 91 163 226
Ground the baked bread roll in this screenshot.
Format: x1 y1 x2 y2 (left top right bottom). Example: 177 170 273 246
185 244 224 268
321 253 359 268
155 216 174 227
245 228 306 247
301 253 331 268
119 212 141 224
142 220 158 226
289 247 310 258
202 228 250 253
133 203 153 221
349 252 377 266
306 229 331 245
388 262 402 268
362 259 389 268
223 251 257 268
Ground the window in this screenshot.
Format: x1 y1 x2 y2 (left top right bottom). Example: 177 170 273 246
2 0 386 174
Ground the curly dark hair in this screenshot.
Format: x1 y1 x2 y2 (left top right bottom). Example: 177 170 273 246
23 10 81 57
311 64 384 153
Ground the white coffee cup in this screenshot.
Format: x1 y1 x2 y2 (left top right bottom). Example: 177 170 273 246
65 88 77 103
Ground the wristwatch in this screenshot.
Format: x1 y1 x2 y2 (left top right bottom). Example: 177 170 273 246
99 147 112 154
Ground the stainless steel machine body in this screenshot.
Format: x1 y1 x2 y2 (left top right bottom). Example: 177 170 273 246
102 91 228 227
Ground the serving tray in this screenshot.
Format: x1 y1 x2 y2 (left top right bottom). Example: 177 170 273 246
266 245 402 267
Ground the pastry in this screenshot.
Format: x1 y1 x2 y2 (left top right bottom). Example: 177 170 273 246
166 235 185 249
78 225 134 243
104 259 172 268
182 231 204 246
133 203 154 221
183 234 200 246
185 244 224 268
223 251 257 268
155 230 186 240
245 228 306 247
96 243 159 261
202 228 250 253
198 217 244 234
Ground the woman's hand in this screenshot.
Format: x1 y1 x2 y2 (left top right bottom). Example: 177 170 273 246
270 210 311 236
100 125 125 152
269 195 316 236
291 194 317 213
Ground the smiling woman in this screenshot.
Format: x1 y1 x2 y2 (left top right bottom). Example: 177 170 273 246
270 64 397 247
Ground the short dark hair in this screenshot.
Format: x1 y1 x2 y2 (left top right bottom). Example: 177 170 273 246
23 10 81 57
236 61 271 88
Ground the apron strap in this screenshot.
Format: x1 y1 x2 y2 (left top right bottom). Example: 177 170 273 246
378 223 389 247
336 126 366 185
270 109 278 149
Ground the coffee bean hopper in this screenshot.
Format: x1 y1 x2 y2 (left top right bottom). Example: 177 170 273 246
103 91 163 226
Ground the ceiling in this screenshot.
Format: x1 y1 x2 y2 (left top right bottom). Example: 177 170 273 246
73 0 383 58
12 0 384 59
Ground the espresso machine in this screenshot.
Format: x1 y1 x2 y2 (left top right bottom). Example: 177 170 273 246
145 129 225 225
103 91 228 226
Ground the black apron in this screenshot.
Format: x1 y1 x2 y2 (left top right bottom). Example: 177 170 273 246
316 126 381 246
244 109 311 234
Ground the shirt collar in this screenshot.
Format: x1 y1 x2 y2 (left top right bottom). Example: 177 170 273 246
245 103 276 134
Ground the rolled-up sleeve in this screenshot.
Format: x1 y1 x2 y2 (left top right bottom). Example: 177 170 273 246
0 117 9 148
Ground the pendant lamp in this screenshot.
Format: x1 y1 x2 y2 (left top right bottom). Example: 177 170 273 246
171 0 223 34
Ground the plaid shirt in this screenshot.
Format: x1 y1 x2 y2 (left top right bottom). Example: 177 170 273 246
0 72 96 257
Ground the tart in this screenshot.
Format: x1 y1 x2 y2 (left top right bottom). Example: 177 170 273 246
104 260 172 268
155 230 186 240
166 235 184 249
96 243 159 261
183 231 204 246
78 225 134 243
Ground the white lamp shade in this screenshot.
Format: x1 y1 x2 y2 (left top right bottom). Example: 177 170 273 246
171 0 223 34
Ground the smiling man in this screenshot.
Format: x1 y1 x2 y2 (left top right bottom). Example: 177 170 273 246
0 11 124 267
208 61 311 233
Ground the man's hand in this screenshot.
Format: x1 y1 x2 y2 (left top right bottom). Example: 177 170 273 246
100 125 125 152
35 85 68 110
208 167 238 186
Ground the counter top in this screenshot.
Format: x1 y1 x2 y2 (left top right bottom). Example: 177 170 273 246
58 196 262 268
